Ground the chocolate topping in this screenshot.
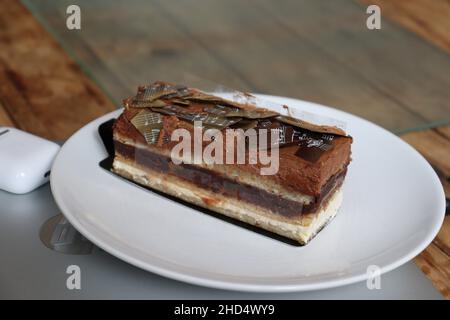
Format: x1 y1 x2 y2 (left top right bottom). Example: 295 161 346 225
124 81 348 139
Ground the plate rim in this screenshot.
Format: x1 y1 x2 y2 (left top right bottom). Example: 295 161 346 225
50 94 446 292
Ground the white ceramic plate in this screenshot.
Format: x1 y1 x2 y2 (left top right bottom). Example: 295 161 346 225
51 95 445 292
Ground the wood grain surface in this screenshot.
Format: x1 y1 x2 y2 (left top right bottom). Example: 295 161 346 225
0 1 115 140
1 0 448 298
0 101 14 127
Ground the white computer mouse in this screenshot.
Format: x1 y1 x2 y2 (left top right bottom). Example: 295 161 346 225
0 127 60 194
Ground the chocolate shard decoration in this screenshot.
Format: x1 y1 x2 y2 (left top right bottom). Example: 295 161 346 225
198 114 242 129
184 113 241 129
128 82 347 141
148 99 167 108
130 109 164 144
185 92 225 104
270 124 299 147
203 104 238 116
130 99 168 109
257 118 275 128
133 83 191 106
172 99 190 106
225 108 279 119
153 104 189 116
128 100 152 108
172 84 190 96
185 92 246 110
128 82 347 137
276 115 346 136
201 104 243 128
136 86 176 102
295 132 334 162
154 105 241 129
232 119 258 130
250 123 297 151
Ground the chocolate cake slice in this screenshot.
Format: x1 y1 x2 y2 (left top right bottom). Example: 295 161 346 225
112 82 352 244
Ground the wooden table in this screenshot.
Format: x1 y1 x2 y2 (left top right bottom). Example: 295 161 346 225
0 0 448 298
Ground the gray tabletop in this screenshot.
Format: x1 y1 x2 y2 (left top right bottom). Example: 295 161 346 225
0 184 443 300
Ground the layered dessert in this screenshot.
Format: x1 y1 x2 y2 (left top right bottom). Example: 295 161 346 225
111 82 352 244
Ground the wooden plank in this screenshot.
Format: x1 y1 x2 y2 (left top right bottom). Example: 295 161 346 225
434 218 450 258
401 127 450 180
436 126 450 141
400 127 450 299
360 0 450 54
0 0 115 140
0 103 14 127
415 242 450 299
